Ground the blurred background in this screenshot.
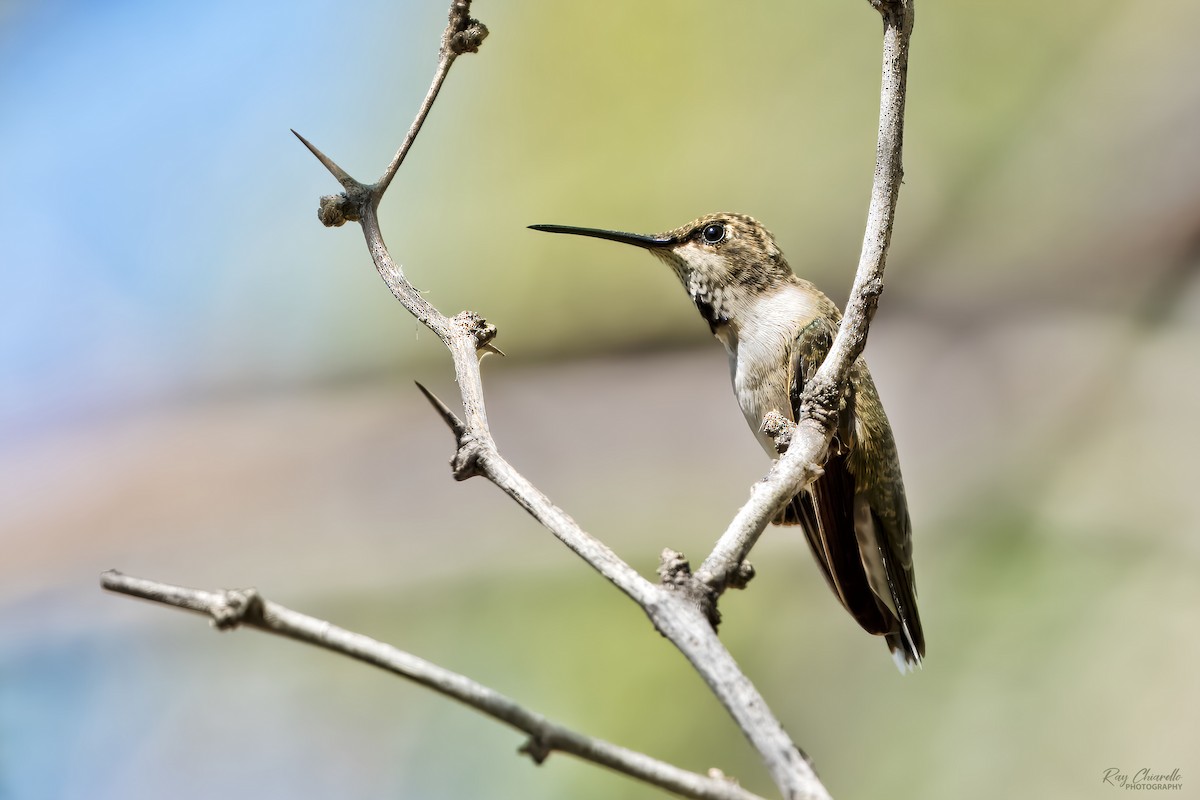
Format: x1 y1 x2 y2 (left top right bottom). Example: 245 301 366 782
2 0 1198 798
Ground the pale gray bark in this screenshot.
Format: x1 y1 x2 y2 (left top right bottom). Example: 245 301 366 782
104 2 915 798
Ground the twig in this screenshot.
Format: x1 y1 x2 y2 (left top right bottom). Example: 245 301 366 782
100 571 765 800
695 0 915 595
290 2 833 790
284 1 825 794
289 3 835 791
105 0 917 797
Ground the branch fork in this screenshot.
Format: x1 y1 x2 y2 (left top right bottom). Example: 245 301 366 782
657 549 722 628
104 1 915 798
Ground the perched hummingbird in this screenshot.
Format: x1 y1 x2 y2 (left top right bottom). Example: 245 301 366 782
530 213 924 671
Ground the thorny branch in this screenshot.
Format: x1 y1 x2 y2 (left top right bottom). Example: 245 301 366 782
104 1 915 799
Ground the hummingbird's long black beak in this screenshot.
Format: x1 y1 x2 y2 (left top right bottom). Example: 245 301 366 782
528 224 674 249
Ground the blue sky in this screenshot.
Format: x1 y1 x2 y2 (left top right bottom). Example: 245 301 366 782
0 0 442 440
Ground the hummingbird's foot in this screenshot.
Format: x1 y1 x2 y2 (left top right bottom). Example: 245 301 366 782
761 411 796 454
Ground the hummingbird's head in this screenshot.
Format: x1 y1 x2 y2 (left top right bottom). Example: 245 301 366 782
530 212 794 328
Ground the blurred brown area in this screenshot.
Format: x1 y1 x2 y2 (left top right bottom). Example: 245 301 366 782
4 1 1199 799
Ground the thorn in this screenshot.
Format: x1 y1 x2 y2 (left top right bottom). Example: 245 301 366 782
479 343 506 359
414 381 467 439
291 129 358 191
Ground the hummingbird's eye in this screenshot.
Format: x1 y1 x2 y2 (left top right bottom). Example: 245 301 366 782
700 223 726 245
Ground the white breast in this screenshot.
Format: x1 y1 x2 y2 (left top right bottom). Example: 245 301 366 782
715 285 823 455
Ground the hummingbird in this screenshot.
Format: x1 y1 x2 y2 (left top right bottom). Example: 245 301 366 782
530 213 924 671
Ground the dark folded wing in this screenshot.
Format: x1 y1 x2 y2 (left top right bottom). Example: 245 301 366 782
780 318 894 636
783 453 893 637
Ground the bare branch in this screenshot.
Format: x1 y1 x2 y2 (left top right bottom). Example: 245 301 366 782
291 2 488 225
106 0 918 797
313 20 834 790
100 571 765 800
376 2 488 196
696 0 915 595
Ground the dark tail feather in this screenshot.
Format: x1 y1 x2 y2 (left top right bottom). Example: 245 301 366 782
778 484 926 674
779 482 894 638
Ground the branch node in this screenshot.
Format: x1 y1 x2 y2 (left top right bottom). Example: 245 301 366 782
450 434 486 481
726 561 756 592
317 193 361 227
210 587 264 630
444 1 489 55
454 311 499 352
449 20 488 55
657 548 692 587
867 0 911 26
518 736 552 765
657 549 721 629
856 274 885 316
707 767 742 786
413 376 483 481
